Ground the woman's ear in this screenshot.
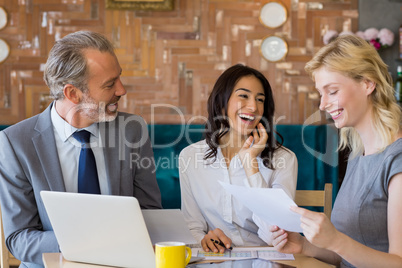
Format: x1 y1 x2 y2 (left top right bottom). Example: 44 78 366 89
63 84 82 104
364 79 376 96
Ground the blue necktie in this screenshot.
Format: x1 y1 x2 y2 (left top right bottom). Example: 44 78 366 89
73 130 101 194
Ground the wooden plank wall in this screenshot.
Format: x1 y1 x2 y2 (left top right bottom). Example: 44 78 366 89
0 0 358 125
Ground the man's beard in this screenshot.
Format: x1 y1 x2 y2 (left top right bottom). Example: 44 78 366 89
78 93 119 123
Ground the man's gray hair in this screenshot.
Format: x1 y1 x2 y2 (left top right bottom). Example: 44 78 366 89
43 30 115 100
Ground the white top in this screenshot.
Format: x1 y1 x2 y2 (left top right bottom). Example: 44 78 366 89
50 104 108 194
179 139 298 246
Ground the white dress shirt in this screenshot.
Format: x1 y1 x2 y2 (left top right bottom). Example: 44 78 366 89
50 104 109 194
179 139 298 246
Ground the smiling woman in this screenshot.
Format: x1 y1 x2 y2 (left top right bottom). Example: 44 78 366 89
105 0 174 10
178 64 298 253
271 34 402 268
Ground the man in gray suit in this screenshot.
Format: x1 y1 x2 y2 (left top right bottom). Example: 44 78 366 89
0 31 162 267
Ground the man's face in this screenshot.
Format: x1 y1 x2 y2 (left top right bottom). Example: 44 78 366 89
78 49 126 124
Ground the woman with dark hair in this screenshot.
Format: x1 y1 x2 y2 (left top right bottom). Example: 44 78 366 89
179 64 297 253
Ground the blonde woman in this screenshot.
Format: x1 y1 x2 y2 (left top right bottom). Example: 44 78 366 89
271 35 402 267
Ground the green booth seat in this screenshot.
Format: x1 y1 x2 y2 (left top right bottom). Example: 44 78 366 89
147 124 205 209
0 124 339 210
148 124 339 209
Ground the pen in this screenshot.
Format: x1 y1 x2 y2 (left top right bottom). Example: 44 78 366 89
210 239 233 250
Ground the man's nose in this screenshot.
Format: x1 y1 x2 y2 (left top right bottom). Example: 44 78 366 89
115 78 126 96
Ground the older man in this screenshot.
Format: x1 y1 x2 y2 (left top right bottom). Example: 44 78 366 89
0 31 161 268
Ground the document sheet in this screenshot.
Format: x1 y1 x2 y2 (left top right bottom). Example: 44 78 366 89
191 247 294 261
219 182 303 233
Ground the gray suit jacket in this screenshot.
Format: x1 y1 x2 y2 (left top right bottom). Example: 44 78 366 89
0 103 162 268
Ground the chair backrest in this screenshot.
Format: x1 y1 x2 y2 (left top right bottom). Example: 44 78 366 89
295 183 333 219
0 205 21 268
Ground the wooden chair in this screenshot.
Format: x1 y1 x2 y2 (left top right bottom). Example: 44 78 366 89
295 183 333 219
1 205 21 268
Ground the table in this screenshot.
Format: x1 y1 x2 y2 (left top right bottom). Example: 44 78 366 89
275 254 335 267
43 252 335 268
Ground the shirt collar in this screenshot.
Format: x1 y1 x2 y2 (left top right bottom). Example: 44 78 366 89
51 102 99 142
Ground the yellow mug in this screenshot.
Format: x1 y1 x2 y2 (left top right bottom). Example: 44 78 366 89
155 241 192 268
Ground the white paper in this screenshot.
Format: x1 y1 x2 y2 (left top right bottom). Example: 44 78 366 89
219 182 303 233
191 247 294 261
256 248 295 261
192 247 258 261
141 209 197 245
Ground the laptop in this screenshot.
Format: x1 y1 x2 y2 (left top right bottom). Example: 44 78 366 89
141 209 197 245
40 191 155 268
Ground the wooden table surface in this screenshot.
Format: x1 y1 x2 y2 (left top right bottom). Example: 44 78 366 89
43 252 335 268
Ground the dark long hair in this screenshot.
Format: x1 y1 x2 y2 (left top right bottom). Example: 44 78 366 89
204 64 284 169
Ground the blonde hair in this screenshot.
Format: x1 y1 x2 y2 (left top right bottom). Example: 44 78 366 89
305 34 401 157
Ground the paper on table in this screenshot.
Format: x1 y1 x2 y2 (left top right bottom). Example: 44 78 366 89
192 247 258 261
219 182 302 233
191 247 294 261
257 247 295 261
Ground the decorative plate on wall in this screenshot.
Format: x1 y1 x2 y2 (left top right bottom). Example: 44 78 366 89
260 36 288 62
0 38 10 63
259 1 287 29
0 7 7 30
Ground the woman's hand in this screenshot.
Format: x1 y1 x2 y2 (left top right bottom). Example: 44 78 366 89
291 206 339 251
238 123 268 176
270 225 304 254
201 228 232 253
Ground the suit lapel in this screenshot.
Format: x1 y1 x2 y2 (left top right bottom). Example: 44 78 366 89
32 103 66 192
32 104 124 194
